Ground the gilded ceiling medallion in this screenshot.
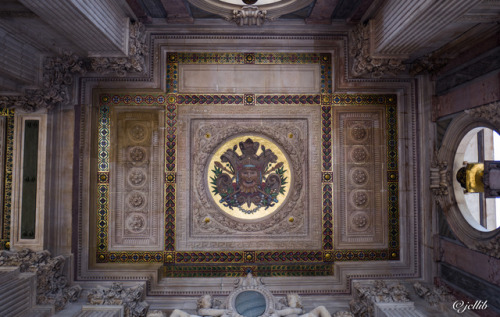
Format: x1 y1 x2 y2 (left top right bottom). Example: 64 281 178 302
207 135 291 220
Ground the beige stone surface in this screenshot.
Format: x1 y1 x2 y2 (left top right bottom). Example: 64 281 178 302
178 64 321 94
176 104 322 251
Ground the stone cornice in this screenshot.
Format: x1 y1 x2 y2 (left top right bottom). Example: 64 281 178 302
0 22 147 112
348 23 406 78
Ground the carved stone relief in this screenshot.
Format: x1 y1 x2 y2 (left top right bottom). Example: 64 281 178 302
176 105 321 251
413 282 456 307
233 5 267 26
0 23 146 112
87 282 149 317
349 281 411 317
334 109 388 249
348 22 406 78
170 273 347 317
464 101 500 127
109 109 164 251
0 248 82 312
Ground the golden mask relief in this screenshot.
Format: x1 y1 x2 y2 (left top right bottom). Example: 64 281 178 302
207 135 291 220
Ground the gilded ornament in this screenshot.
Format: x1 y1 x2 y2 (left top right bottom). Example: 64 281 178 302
207 136 291 220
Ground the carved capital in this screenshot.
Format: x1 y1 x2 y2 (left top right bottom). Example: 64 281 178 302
0 21 148 111
349 23 406 78
232 5 268 26
430 152 449 198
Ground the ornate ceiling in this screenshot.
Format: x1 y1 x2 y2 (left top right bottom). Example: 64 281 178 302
0 0 499 98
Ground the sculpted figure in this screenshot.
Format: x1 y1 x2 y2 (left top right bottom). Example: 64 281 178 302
170 294 230 317
271 294 331 317
197 294 230 317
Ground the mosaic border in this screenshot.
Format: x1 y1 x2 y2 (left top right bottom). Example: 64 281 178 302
0 108 14 250
93 52 399 277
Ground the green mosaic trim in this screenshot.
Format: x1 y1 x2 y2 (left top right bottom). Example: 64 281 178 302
0 108 14 250
163 264 333 278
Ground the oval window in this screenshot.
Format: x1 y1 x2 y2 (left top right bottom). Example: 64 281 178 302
235 291 266 317
453 127 500 231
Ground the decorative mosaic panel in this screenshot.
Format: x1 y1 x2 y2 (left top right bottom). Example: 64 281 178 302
0 108 14 250
93 53 399 277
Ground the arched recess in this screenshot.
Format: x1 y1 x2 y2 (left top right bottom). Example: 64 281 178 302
434 102 500 258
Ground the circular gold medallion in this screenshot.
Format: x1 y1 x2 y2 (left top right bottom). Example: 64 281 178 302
207 135 291 220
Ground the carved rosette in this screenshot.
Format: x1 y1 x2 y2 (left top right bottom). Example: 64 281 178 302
109 109 164 250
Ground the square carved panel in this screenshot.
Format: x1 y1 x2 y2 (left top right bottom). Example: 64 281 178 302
176 105 322 251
